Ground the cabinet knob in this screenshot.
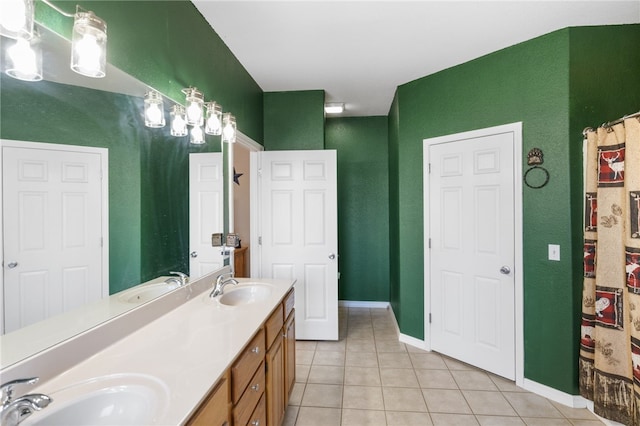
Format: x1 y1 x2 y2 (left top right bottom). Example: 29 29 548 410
251 346 260 354
251 421 260 426
251 384 260 392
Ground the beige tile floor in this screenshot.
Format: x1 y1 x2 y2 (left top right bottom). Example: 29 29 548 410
283 306 604 426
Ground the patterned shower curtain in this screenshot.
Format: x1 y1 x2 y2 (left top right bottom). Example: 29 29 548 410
580 115 640 425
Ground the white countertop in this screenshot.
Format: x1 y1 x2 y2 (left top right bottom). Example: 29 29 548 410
22 277 295 425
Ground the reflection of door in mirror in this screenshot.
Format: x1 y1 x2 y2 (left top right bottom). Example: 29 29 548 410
189 153 224 279
233 134 263 278
1 140 108 334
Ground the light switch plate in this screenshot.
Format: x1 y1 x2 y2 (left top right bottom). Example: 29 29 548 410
548 244 560 261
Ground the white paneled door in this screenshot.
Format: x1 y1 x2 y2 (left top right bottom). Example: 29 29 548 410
427 128 517 380
189 153 225 280
252 150 338 340
2 142 107 333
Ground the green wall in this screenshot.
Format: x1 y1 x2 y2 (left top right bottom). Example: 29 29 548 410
263 90 325 150
390 24 640 394
325 117 390 301
1 1 263 292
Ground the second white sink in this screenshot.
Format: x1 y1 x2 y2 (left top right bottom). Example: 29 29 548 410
218 284 272 306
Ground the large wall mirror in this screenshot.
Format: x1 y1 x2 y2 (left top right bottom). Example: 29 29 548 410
0 24 229 368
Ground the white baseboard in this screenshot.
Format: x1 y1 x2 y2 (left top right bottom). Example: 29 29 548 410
338 300 390 309
399 333 429 350
522 378 587 408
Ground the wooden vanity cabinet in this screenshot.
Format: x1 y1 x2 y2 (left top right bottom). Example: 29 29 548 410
186 371 231 426
187 287 295 426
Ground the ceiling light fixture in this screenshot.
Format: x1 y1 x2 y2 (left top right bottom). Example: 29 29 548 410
182 87 205 126
324 103 345 114
204 102 223 136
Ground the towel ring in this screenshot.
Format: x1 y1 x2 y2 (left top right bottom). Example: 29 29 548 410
524 165 550 189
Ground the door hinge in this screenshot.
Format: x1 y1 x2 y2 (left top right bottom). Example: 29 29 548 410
100 237 103 247
428 238 431 248
429 313 432 324
428 163 431 174
258 236 262 245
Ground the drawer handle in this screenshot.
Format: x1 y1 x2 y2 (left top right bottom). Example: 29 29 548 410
251 346 260 354
251 384 260 392
251 421 260 426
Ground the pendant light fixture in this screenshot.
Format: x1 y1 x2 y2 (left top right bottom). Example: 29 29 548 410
190 125 205 145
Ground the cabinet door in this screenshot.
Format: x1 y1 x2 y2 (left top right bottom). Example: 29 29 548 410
284 311 296 404
187 375 230 426
266 334 285 426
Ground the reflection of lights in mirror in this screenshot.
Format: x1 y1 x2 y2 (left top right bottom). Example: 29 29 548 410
4 34 42 81
183 87 204 126
144 90 165 128
190 125 205 145
222 113 237 144
1 0 108 80
205 102 223 135
170 105 188 137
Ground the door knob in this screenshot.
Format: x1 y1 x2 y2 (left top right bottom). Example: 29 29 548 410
190 251 198 258
328 253 336 260
500 266 511 275
7 262 18 269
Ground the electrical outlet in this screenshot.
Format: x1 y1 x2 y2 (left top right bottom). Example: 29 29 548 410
548 244 560 261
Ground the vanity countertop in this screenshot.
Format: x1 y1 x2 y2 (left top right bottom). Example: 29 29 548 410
25 277 295 425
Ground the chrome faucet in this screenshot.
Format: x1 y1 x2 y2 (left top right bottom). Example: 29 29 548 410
210 272 238 297
1 377 52 426
166 271 189 286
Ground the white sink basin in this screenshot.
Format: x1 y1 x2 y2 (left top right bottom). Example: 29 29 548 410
118 281 180 304
217 284 272 306
24 374 169 426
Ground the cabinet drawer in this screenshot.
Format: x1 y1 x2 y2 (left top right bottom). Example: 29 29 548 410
232 328 265 403
265 304 284 349
233 361 265 426
247 393 266 426
284 288 295 319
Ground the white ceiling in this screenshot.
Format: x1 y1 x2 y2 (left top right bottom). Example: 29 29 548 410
193 1 640 117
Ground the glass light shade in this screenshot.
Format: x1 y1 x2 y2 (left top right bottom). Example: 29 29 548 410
0 0 34 39
204 102 223 135
190 126 205 145
4 35 42 81
71 10 107 78
222 113 237 143
170 105 188 137
182 87 204 126
144 91 165 128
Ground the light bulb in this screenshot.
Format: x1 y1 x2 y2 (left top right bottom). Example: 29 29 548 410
71 10 107 78
204 102 223 135
75 34 101 73
190 126 205 145
186 101 203 125
144 91 165 128
222 113 236 143
0 0 33 39
145 103 163 126
5 36 42 81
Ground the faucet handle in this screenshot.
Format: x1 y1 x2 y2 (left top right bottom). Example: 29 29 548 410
1 377 38 404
